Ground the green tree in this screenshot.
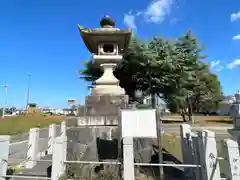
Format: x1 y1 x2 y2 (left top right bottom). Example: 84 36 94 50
164 30 222 121
80 31 223 120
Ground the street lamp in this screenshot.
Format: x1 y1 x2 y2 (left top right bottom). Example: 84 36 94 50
1 84 8 118
26 74 31 112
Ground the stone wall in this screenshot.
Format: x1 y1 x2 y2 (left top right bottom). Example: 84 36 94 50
85 95 129 116
66 118 154 164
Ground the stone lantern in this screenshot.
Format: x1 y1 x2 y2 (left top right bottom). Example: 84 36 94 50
78 16 131 116
231 90 240 129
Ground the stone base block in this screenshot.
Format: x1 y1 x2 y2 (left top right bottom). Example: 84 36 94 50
233 117 240 129
91 85 125 96
85 94 128 116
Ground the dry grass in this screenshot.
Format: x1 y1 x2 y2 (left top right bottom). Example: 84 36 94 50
161 133 182 162
59 165 155 180
0 114 65 135
196 115 231 121
162 114 232 124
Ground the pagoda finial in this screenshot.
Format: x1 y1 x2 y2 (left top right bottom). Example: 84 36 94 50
100 15 115 28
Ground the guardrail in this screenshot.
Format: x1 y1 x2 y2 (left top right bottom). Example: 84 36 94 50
180 123 237 180
0 121 66 179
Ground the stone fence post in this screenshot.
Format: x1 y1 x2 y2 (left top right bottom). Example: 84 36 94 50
180 124 192 176
0 136 10 180
197 130 221 180
61 121 66 137
191 132 201 180
180 124 201 180
223 139 240 180
123 137 135 180
51 135 67 180
26 128 39 169
48 124 56 154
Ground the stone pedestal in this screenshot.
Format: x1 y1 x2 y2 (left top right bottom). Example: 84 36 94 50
91 62 125 96
85 94 129 116
230 103 240 129
233 117 240 130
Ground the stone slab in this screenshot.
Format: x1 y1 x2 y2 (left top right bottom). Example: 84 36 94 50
85 94 128 116
66 116 118 127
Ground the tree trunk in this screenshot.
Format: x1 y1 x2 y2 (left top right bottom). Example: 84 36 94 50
151 93 156 109
187 98 193 122
180 108 188 122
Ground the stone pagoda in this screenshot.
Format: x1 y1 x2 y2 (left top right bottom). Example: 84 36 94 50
65 18 153 177
78 16 131 116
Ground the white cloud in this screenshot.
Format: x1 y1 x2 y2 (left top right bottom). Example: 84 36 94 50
227 59 240 69
123 13 137 29
233 34 240 40
144 0 174 23
210 60 220 68
216 66 224 72
123 0 175 27
210 60 224 72
231 11 240 22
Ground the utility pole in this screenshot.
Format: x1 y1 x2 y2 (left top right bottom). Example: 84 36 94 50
26 74 31 112
2 84 8 118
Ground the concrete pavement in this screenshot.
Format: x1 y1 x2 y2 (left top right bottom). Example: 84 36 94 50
10 125 61 143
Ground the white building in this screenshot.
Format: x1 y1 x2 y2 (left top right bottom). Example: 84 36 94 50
143 94 170 113
217 95 236 115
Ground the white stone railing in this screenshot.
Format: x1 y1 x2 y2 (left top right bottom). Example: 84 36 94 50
180 123 239 180
0 122 239 180
0 121 66 179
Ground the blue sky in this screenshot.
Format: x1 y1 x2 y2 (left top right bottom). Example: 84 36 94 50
1 0 240 108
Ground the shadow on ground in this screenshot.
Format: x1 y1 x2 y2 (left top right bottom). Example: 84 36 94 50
204 120 232 124
162 119 233 125
161 120 183 124
138 147 184 180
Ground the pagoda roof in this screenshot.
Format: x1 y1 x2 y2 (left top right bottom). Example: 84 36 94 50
78 25 132 54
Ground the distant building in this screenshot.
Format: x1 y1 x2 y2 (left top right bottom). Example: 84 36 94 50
143 94 170 112
27 103 38 114
41 107 68 115
217 95 236 115
62 108 72 115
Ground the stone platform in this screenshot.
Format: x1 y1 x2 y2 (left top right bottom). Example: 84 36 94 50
85 94 128 116
66 117 154 164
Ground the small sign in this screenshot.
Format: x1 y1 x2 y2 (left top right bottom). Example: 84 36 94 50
68 100 75 104
120 109 157 138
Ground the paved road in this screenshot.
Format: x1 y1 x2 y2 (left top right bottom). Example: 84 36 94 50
10 125 61 143
8 125 61 166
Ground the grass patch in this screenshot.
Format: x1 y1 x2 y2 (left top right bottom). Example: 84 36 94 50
160 133 182 162
0 114 66 135
195 115 231 123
